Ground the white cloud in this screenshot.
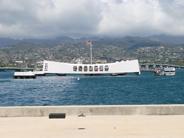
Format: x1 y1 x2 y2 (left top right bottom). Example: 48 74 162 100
0 0 184 39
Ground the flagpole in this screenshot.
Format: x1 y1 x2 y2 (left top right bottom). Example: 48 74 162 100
91 44 92 64
86 40 92 64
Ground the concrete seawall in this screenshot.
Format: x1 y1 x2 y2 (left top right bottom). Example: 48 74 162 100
0 105 184 117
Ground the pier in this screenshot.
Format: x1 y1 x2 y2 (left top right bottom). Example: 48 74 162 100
1 105 184 117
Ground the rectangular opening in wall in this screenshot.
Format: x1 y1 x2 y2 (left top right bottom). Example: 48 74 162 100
84 66 87 71
79 66 82 71
73 66 77 71
89 66 93 71
95 66 98 71
105 65 109 71
100 65 103 71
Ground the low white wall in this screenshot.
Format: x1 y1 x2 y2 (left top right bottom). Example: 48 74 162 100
0 105 184 117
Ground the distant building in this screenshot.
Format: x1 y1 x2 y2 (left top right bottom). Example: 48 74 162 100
15 61 23 64
37 61 44 66
96 60 107 64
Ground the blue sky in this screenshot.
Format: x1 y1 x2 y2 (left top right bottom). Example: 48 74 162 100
0 0 184 39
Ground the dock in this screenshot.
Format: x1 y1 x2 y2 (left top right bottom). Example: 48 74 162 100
14 72 36 79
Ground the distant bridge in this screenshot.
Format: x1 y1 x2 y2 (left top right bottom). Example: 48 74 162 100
0 67 34 72
140 64 184 69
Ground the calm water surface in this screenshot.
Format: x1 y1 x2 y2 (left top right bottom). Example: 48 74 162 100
0 70 184 106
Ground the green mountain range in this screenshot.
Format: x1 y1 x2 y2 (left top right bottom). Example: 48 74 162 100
0 36 183 67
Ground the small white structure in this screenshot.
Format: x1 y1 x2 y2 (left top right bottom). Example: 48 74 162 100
154 67 176 76
42 59 140 76
14 72 36 79
15 61 23 64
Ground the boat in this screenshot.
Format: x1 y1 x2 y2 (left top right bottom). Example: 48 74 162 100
154 67 175 76
164 67 175 76
154 69 164 76
41 59 140 76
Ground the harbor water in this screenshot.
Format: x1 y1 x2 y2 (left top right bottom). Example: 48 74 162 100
0 70 184 106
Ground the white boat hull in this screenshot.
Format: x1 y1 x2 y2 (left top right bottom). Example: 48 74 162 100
164 72 175 76
164 67 175 76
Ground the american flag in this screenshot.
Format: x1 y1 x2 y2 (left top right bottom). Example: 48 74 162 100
86 40 91 45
